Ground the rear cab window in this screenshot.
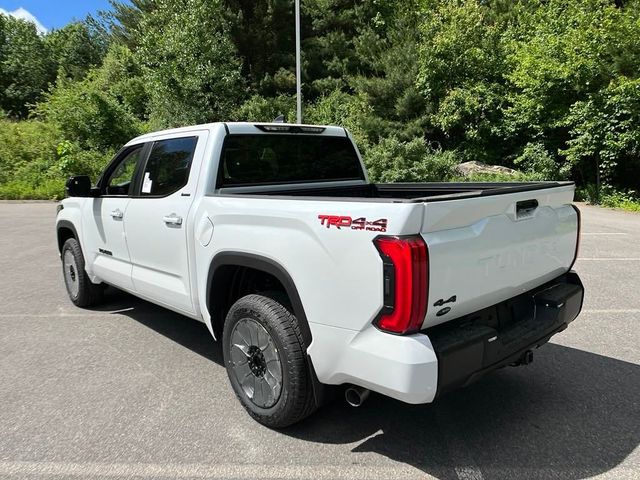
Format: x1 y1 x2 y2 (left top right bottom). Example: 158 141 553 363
218 134 364 188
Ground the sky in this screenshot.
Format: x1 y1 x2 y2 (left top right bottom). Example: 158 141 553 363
0 0 116 34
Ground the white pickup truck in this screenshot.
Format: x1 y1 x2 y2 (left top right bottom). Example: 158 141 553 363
56 122 584 427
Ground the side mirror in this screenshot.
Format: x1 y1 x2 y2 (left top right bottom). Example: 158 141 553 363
65 175 93 197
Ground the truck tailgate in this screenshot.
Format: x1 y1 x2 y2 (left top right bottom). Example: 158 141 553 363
421 184 579 329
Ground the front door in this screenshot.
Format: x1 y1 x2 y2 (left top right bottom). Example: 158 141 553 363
82 145 145 291
124 133 205 314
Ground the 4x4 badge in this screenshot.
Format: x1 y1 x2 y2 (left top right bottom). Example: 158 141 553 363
433 295 456 307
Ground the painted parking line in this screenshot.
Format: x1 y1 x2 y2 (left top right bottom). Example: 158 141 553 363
581 232 629 235
582 309 640 313
0 461 433 480
0 311 171 318
577 258 640 261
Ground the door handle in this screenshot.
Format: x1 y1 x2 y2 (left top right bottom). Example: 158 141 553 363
163 214 183 226
110 209 123 219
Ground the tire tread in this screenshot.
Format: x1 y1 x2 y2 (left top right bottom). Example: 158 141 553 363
223 294 316 428
62 238 103 308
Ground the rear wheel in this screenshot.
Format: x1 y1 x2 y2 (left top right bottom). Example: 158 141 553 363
61 238 103 307
222 294 316 428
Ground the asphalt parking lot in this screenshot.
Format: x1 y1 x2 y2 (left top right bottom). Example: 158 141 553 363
0 201 638 480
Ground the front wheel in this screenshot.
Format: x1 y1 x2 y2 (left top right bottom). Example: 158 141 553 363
222 294 316 428
61 238 103 307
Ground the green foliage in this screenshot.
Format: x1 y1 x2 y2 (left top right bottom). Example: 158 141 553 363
503 0 640 188
364 137 458 183
0 15 53 118
0 179 65 200
563 76 640 188
305 90 373 150
0 118 72 199
233 94 296 123
456 171 538 183
98 0 157 48
94 44 150 120
56 141 113 178
137 0 245 129
0 119 62 184
224 0 297 95
514 143 563 181
45 22 107 80
37 74 143 151
0 15 105 119
417 0 507 163
600 190 640 212
2 0 640 203
577 184 640 212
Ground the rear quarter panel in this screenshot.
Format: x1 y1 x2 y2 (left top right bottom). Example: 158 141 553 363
193 196 424 333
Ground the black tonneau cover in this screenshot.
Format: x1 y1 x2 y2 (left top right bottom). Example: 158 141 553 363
217 181 575 203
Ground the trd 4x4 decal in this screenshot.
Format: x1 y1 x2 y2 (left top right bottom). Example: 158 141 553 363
318 215 388 232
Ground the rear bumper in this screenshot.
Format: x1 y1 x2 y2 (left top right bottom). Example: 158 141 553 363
308 271 583 404
427 271 584 397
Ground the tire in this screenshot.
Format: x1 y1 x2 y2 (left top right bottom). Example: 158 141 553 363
222 294 316 428
61 238 104 307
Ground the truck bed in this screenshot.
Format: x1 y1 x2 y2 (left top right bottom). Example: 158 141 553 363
217 179 579 331
219 181 575 202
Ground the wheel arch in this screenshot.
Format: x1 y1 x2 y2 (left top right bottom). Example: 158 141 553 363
206 252 312 347
56 220 79 253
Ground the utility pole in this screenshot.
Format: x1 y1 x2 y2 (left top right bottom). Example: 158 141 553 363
295 0 302 124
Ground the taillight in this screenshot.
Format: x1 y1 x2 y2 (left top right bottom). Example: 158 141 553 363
569 204 581 270
373 235 429 335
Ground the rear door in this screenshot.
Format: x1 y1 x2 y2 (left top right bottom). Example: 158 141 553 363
82 145 146 290
124 132 207 314
421 185 579 328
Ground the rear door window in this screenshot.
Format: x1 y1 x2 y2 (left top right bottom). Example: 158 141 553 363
140 137 198 196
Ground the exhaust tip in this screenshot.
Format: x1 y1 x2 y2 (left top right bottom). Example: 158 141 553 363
345 386 370 407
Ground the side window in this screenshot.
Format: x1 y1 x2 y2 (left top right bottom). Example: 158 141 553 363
105 146 143 196
141 137 198 197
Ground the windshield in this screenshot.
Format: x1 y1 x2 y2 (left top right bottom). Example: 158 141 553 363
218 134 364 187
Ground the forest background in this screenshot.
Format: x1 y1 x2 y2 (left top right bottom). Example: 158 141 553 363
1 0 639 210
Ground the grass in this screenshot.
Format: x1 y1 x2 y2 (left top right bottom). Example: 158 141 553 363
576 185 640 213
600 193 640 212
0 179 65 201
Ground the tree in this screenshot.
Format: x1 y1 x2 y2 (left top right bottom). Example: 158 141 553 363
224 0 297 95
37 73 143 151
503 0 640 188
416 0 511 164
99 0 158 48
45 21 107 81
0 15 54 118
137 0 245 128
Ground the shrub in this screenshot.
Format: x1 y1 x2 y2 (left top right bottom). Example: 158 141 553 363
514 142 563 181
364 136 458 183
37 75 143 151
0 119 62 184
0 179 65 200
233 94 296 123
305 91 375 152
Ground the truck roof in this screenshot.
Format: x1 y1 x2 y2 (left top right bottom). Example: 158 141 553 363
127 122 347 145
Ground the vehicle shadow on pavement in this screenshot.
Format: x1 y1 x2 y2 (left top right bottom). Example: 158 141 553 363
96 289 639 480
286 344 640 480
93 287 225 364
